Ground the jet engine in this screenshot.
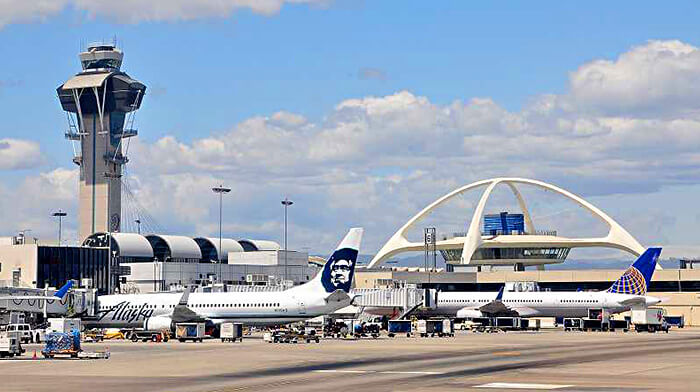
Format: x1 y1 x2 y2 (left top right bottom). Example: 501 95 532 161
144 316 173 331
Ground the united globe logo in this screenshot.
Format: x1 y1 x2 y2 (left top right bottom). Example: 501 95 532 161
608 266 647 295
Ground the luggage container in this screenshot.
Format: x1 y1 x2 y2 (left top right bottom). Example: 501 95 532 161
417 320 441 337
176 323 206 342
609 319 630 332
521 318 541 331
494 317 521 330
665 315 685 328
388 320 412 337
441 319 454 337
220 323 243 342
563 318 583 331
581 318 609 331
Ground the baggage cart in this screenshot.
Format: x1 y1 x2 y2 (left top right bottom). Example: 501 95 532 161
176 323 206 342
220 323 243 342
387 320 412 337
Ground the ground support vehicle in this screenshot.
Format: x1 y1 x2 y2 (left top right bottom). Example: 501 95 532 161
323 320 348 338
353 322 381 338
264 328 320 343
0 332 23 358
632 308 669 333
83 329 104 342
126 329 170 342
7 323 40 343
387 320 413 337
42 330 81 358
176 323 206 342
520 319 541 331
220 323 243 342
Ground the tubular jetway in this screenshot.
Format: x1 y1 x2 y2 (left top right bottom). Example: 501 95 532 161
352 287 433 318
0 287 98 318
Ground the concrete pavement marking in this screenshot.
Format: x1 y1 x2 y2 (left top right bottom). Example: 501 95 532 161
474 382 574 389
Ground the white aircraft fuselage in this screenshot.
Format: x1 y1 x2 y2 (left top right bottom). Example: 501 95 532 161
430 290 660 318
89 287 349 329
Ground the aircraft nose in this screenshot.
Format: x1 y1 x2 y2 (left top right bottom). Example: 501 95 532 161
646 296 661 306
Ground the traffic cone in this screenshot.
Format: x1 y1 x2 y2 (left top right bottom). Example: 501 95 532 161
32 350 37 360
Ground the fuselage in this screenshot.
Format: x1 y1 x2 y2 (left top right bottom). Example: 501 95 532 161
366 290 660 318
428 291 660 318
88 287 348 329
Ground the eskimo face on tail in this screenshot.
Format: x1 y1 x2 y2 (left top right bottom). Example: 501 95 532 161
319 227 363 293
321 248 359 293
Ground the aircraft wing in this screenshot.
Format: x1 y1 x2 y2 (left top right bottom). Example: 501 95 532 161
170 287 206 323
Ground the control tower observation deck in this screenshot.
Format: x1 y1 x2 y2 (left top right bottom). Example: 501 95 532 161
57 44 147 241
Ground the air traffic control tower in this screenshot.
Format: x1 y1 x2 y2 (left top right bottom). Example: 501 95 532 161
57 44 147 241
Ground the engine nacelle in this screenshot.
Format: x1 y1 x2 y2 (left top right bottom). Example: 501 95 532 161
456 308 485 319
143 316 173 331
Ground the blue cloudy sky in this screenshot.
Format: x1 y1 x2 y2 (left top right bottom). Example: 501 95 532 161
1 1 700 260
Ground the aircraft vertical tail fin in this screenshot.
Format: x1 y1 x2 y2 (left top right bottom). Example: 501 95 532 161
54 281 74 299
301 228 363 294
607 248 661 295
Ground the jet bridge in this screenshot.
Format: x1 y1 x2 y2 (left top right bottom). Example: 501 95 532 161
352 286 431 318
0 287 97 318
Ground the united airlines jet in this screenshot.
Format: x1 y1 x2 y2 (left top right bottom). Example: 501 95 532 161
428 248 663 319
85 228 363 330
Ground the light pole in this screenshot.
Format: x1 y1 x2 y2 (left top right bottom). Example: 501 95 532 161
134 219 141 234
212 185 231 283
52 210 67 246
281 197 293 284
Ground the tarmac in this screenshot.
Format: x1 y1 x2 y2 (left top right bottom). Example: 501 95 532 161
2 329 700 391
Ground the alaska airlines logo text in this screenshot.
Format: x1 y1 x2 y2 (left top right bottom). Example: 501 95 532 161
97 301 154 323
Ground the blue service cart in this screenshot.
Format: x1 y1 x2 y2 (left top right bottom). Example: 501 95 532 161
42 329 81 358
388 320 412 337
176 323 206 342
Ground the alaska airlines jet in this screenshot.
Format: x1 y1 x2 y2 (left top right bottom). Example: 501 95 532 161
417 248 662 319
85 228 363 330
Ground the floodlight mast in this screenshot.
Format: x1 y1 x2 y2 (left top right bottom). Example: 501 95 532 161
212 185 231 283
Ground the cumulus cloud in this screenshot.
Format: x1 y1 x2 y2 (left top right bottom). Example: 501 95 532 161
569 40 700 117
0 138 43 170
0 0 330 27
0 168 78 240
3 40 700 253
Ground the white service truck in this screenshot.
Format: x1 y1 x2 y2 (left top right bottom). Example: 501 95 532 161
632 308 669 333
7 323 42 343
0 332 23 358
